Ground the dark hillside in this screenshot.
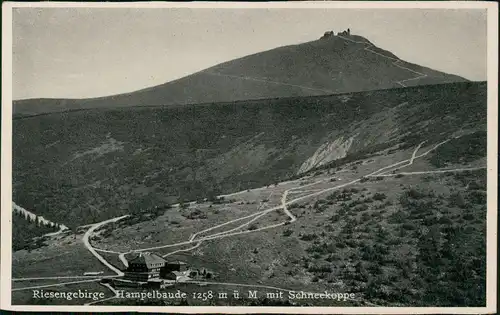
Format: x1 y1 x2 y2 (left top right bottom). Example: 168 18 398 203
12 81 486 226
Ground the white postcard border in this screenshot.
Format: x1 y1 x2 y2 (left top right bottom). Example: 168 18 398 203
1 1 497 314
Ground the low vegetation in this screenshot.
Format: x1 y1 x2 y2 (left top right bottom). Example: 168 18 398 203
296 170 486 306
428 131 486 167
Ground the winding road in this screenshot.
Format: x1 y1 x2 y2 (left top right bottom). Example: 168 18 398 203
202 34 429 97
13 136 486 307
82 215 130 276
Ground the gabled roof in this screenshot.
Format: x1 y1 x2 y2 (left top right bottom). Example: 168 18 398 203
129 252 166 268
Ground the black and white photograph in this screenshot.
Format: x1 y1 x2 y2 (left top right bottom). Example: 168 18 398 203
1 2 497 313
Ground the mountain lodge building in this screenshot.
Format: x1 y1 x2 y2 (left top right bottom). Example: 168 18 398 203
124 252 166 282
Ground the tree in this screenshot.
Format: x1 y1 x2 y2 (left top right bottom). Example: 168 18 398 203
66 208 81 239
179 201 188 210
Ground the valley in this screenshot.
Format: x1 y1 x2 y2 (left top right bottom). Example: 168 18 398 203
12 131 487 306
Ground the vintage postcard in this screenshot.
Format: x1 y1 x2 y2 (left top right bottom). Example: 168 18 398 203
1 1 498 313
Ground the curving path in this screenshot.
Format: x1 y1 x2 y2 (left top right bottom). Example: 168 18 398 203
203 71 336 94
14 136 486 303
336 35 428 87
82 215 130 276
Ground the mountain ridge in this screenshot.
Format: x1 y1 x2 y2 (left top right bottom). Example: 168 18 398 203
13 81 485 227
13 32 468 116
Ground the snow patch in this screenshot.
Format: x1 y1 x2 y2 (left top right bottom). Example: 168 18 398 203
12 202 68 236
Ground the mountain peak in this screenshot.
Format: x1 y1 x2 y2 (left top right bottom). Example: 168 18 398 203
14 31 468 116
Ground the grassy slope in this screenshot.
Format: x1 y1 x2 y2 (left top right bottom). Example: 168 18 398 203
13 35 467 116
12 117 487 306
12 82 486 227
13 140 486 306
12 230 116 278
115 153 486 306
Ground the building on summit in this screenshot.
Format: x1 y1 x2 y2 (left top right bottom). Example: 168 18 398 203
321 28 351 40
321 30 334 39
338 28 351 36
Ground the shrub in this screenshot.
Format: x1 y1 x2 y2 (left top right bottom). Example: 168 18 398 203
448 192 467 209
388 209 407 224
248 224 258 231
345 239 358 247
185 208 207 219
300 233 318 241
283 229 293 237
329 215 340 222
437 216 453 225
325 254 339 262
308 264 332 273
407 188 428 199
463 212 475 221
361 212 370 221
327 191 340 200
402 222 417 230
467 181 483 191
354 204 369 212
373 192 387 201
360 244 384 261
336 241 346 248
364 197 374 203
289 203 300 209
468 190 486 205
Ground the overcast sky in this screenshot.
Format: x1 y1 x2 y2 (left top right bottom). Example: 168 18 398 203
12 7 487 100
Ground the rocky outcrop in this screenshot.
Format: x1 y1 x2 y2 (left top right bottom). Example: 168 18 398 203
298 134 357 174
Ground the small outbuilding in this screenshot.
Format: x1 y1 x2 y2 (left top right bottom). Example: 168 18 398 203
165 261 188 272
163 271 185 282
